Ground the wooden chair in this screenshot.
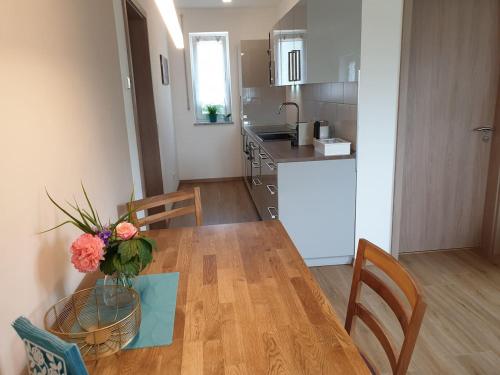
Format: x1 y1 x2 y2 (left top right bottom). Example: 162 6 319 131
128 187 203 228
345 239 426 375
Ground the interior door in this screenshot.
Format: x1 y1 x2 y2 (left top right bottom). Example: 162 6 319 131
393 0 500 252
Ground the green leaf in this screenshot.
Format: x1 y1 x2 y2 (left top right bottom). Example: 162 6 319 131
81 182 98 224
100 251 117 275
44 189 91 232
139 236 157 251
39 220 76 234
118 240 140 263
67 200 93 229
113 255 140 276
138 246 153 271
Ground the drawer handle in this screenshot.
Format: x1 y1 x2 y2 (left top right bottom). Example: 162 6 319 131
252 161 260 168
266 184 277 195
259 152 268 160
252 177 262 186
268 207 278 219
266 161 276 171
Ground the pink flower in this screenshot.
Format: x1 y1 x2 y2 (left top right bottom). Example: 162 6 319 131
70 234 105 273
116 222 138 240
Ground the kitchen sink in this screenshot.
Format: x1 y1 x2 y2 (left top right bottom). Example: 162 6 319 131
257 132 295 142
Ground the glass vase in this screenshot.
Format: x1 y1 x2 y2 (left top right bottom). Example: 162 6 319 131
103 273 137 306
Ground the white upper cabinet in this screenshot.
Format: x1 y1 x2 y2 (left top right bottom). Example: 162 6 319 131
270 0 361 86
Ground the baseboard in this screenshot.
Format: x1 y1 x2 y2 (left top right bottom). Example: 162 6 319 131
399 247 477 256
179 176 243 184
305 256 353 267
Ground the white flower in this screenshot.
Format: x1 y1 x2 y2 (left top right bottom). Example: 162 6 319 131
31 346 45 366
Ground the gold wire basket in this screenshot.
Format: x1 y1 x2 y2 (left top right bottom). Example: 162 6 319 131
44 285 141 361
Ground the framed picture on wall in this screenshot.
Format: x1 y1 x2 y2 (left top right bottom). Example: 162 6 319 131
160 54 169 85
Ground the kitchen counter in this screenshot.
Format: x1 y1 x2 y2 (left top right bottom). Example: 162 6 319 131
244 125 355 163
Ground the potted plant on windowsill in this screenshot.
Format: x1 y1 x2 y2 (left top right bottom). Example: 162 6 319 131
206 105 218 123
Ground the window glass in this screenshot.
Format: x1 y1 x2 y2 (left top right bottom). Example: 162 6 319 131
189 32 232 123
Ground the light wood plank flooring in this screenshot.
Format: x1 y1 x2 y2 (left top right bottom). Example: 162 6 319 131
170 181 500 374
312 250 500 375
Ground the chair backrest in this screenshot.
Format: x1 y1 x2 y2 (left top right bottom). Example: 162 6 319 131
128 187 203 228
345 239 426 375
12 316 88 375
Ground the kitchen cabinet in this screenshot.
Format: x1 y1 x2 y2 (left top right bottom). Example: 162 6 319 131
240 40 269 88
270 0 361 86
243 129 356 266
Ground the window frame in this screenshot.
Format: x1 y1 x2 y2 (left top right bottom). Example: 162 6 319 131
189 31 233 124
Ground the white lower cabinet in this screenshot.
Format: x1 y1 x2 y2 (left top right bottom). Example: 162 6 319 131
278 159 356 266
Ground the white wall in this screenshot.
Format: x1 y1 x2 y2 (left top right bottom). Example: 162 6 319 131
169 7 277 180
0 1 137 373
355 0 404 251
275 0 299 20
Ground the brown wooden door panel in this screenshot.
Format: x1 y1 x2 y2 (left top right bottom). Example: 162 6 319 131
395 0 500 252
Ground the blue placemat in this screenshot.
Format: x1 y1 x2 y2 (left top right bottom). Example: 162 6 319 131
96 272 179 349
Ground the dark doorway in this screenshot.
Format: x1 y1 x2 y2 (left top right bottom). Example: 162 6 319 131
124 0 165 229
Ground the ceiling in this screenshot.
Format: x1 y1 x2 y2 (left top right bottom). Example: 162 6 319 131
175 0 281 8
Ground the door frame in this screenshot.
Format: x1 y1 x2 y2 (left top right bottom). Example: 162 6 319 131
481 74 500 264
391 0 414 259
122 0 165 200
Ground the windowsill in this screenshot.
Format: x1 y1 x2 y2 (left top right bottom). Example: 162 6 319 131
194 121 234 126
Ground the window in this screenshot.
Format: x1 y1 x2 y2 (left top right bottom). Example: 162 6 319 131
189 32 232 124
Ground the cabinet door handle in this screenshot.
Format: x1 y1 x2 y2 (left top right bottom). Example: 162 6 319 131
266 184 277 195
268 207 278 219
288 51 294 82
252 161 260 168
294 50 301 81
266 161 276 171
252 177 262 186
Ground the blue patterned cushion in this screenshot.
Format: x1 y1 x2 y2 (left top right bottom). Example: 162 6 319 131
12 317 88 375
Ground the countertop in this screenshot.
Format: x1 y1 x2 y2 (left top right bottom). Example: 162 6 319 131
88 221 370 375
244 125 355 163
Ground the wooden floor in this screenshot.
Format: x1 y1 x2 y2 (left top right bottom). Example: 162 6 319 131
312 251 500 375
169 179 260 228
170 181 500 374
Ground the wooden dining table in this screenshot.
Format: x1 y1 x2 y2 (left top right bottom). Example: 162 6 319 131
90 220 370 374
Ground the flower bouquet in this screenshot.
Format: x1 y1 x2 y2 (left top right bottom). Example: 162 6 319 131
43 184 156 288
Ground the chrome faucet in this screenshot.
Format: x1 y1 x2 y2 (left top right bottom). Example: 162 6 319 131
278 102 300 147
278 102 300 125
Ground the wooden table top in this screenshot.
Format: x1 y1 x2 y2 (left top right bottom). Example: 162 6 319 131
91 221 369 374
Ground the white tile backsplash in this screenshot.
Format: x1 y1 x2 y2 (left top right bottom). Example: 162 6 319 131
286 81 358 150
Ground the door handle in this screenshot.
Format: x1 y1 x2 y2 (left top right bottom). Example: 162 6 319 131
473 126 494 142
266 184 277 195
267 207 278 219
266 161 276 171
252 177 262 186
473 126 494 132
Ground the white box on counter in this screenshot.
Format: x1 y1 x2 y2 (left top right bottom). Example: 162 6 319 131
314 138 351 156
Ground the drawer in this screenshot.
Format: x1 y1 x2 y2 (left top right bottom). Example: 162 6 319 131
252 179 278 221
261 157 277 176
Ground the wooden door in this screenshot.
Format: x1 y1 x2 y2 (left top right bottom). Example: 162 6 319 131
124 0 165 229
393 0 500 252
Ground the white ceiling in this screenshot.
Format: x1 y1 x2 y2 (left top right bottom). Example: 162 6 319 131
175 0 281 8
